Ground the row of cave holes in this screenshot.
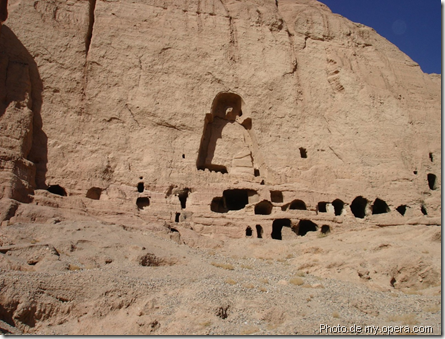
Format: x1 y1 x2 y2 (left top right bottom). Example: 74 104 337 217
211 189 427 218
137 182 191 212
48 171 437 214
45 182 153 211
87 181 192 211
245 220 331 240
350 196 429 218
45 172 439 201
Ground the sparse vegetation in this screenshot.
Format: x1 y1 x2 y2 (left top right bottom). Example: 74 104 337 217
139 253 164 267
289 277 304 286
423 305 440 313
68 264 81 271
200 321 212 328
241 264 253 269
211 262 235 270
266 323 279 330
401 288 421 295
332 311 340 318
387 313 418 325
225 278 237 285
242 283 254 289
240 326 259 335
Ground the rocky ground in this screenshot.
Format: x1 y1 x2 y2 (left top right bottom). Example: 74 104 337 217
0 218 441 335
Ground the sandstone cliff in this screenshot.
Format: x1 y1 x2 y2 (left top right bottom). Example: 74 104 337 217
0 0 441 237
0 0 441 335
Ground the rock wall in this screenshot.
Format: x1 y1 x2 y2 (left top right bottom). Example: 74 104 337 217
0 0 441 238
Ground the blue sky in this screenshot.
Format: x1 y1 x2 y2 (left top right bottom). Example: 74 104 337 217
318 0 441 74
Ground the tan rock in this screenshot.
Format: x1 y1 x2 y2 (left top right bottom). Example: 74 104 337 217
0 8 441 332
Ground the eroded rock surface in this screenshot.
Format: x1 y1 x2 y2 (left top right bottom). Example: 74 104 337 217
0 0 440 235
0 0 441 334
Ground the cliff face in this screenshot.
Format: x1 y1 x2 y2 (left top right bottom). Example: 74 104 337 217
0 0 441 236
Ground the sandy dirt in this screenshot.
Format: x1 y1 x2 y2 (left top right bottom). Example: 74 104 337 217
0 219 441 335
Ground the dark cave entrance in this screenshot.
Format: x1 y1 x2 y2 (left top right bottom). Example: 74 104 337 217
210 197 228 213
321 225 330 234
210 189 257 213
137 182 144 193
270 191 283 203
178 188 190 209
256 225 263 239
296 219 318 236
289 199 307 210
350 196 367 219
223 189 253 211
372 198 390 214
136 197 150 210
254 200 273 215
427 173 437 190
47 185 67 197
299 147 307 158
86 187 102 200
332 199 344 216
317 202 328 213
271 219 292 240
396 205 407 216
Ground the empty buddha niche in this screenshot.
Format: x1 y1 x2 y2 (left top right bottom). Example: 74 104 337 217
197 92 254 176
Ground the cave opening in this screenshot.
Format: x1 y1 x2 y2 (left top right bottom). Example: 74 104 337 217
396 205 407 216
427 173 437 190
254 200 273 215
332 199 344 216
421 205 428 215
223 189 252 211
321 225 330 234
296 219 318 236
246 226 252 237
299 147 307 158
136 197 150 210
210 197 227 213
270 191 283 203
86 187 102 200
178 188 190 209
271 219 292 240
175 213 180 223
350 196 368 218
372 198 390 214
48 185 67 197
317 202 328 213
289 199 307 210
137 182 144 193
256 225 263 239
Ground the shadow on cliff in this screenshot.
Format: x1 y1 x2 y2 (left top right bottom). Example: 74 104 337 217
0 25 48 190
